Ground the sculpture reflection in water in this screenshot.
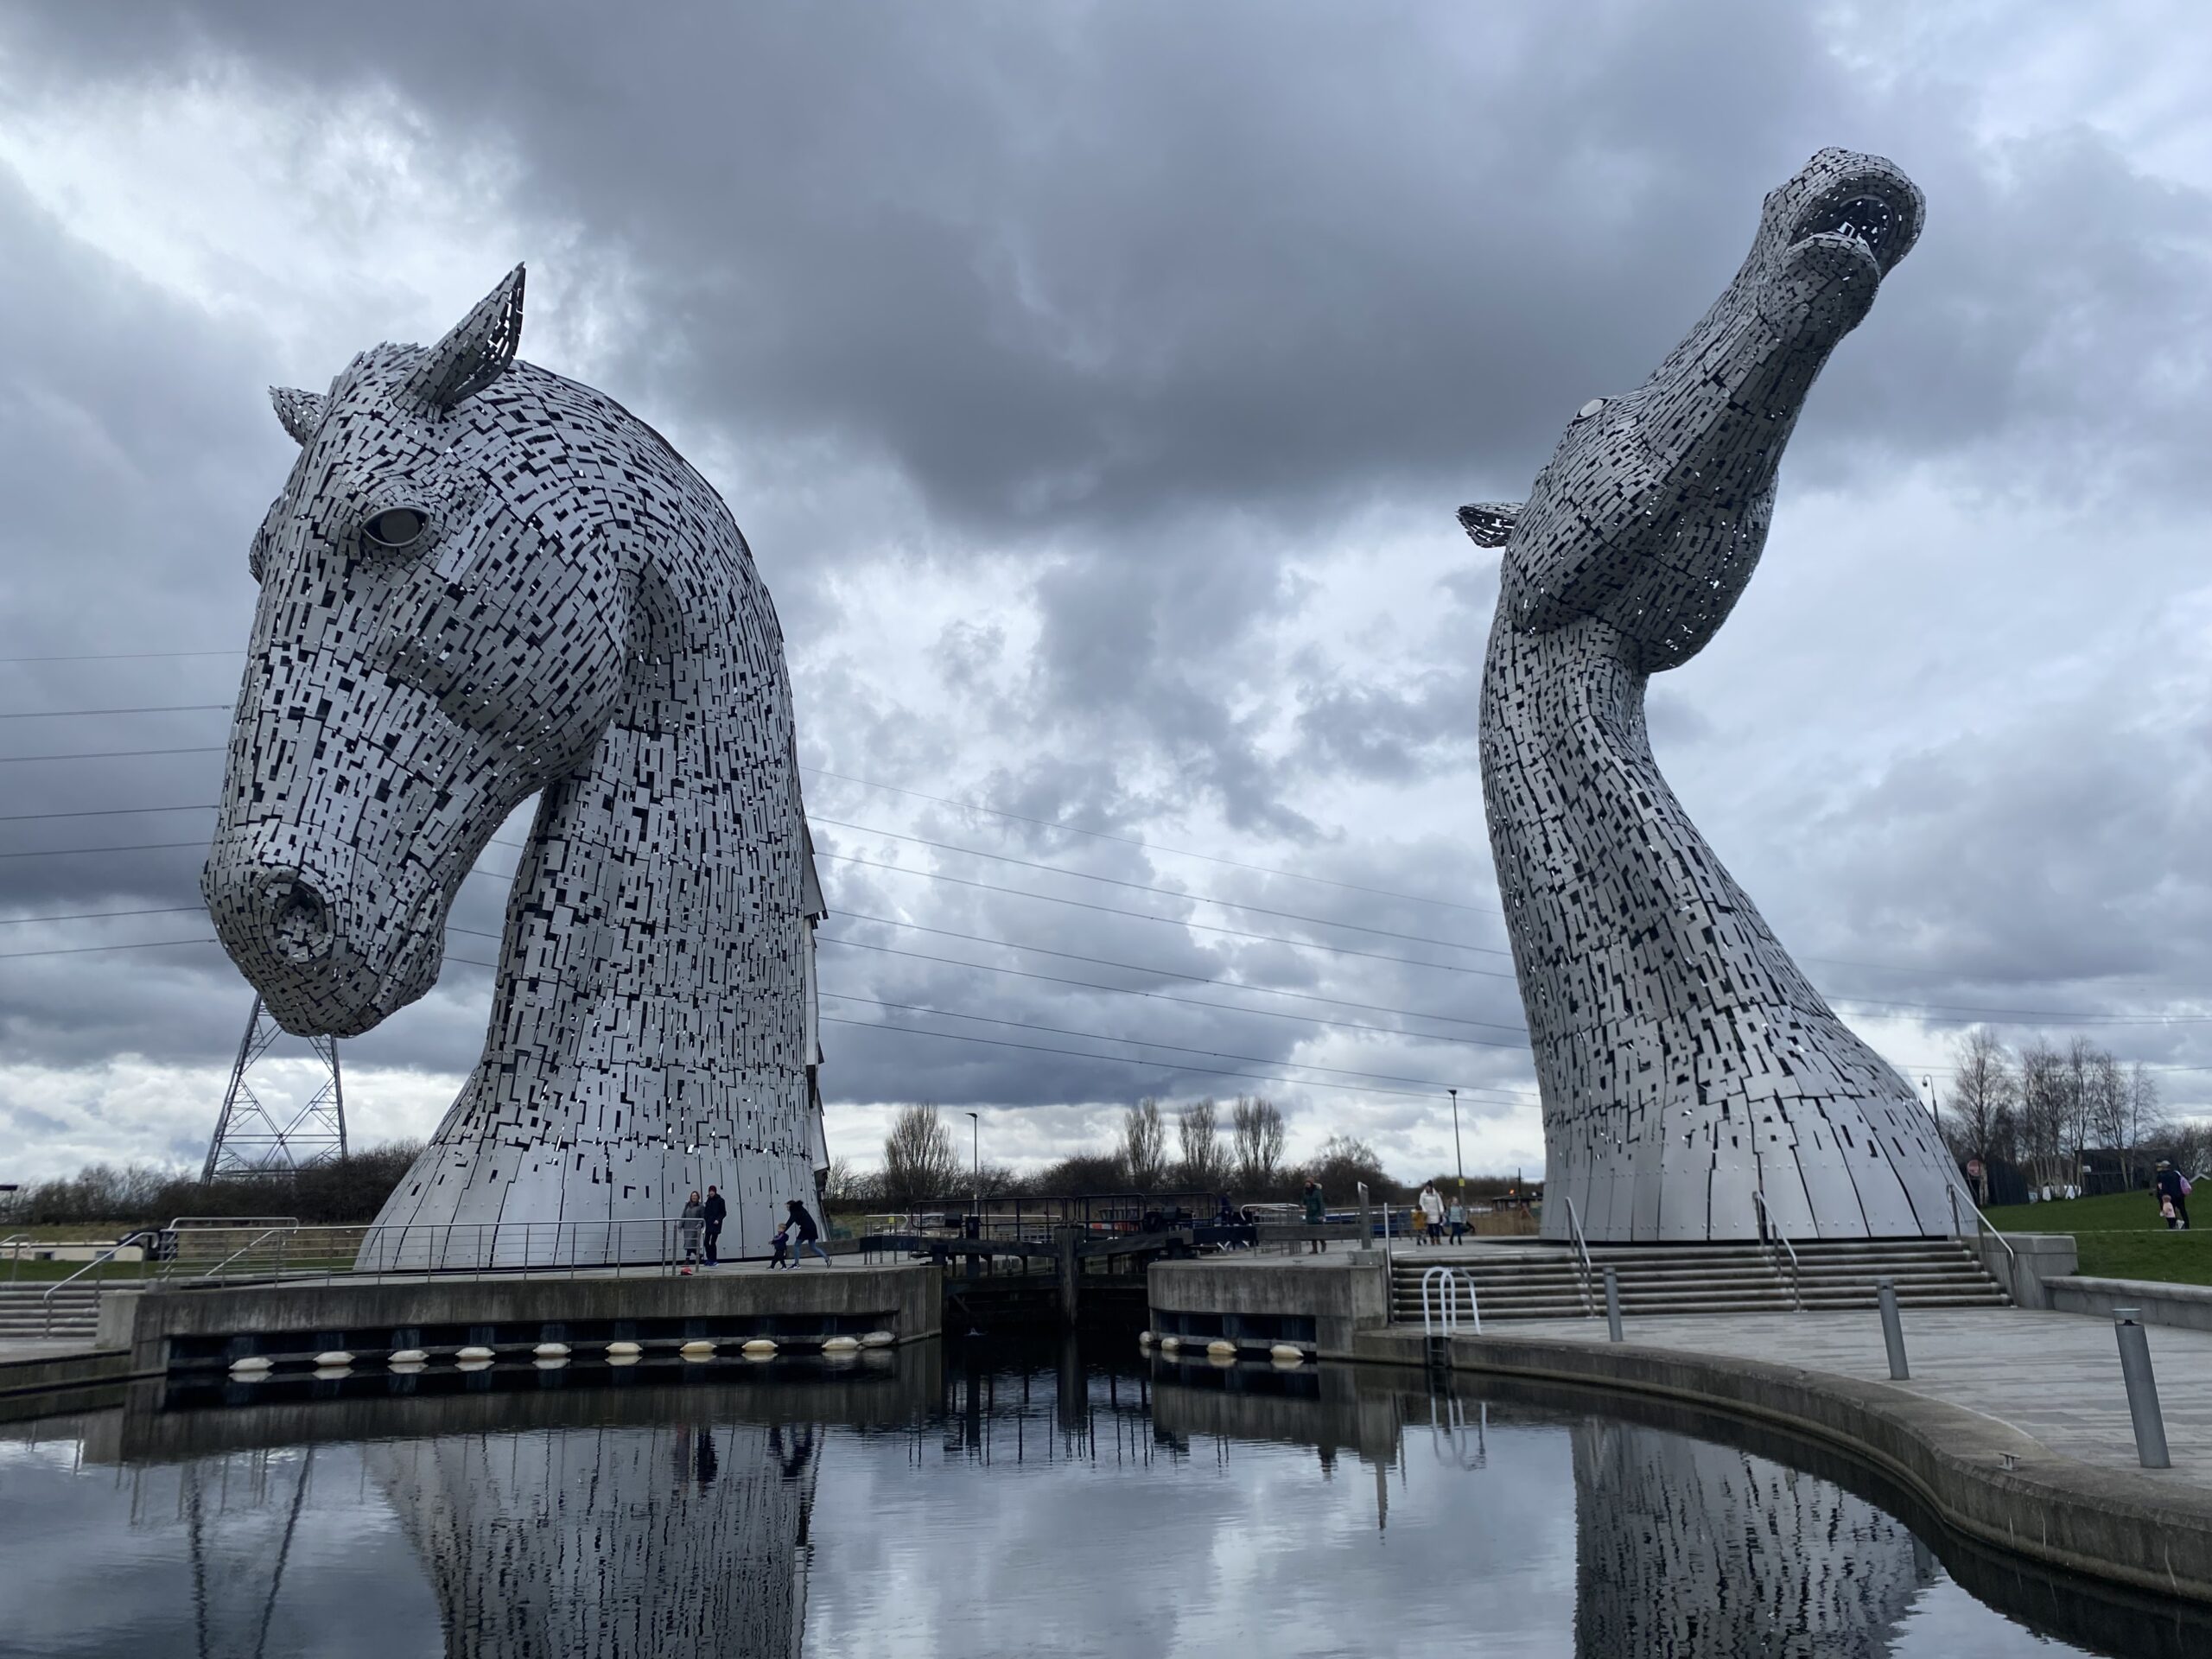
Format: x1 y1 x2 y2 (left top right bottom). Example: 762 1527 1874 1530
366 1419 819 1657
1571 1420 1929 1659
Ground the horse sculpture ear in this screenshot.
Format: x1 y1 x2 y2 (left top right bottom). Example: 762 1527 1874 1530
1458 502 1522 548
270 386 326 447
404 264 525 412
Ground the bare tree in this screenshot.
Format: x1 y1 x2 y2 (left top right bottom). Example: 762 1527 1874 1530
1230 1095 1287 1192
2126 1064 2167 1185
881 1103 959 1208
1176 1097 1230 1191
823 1156 871 1205
1122 1096 1170 1190
2015 1041 2069 1195
1942 1027 2016 1198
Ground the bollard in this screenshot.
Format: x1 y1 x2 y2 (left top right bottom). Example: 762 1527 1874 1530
1877 1278 1909 1380
2113 1310 2172 1469
1603 1267 1624 1343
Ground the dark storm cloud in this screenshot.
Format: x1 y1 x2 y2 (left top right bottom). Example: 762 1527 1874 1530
17 0 2209 543
4 1 2212 1173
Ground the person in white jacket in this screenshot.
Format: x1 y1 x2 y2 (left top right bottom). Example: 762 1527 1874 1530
1419 1183 1445 1245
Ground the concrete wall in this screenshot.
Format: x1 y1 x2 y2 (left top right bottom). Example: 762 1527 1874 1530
1147 1255 1388 1357
1354 1324 2212 1607
115 1265 939 1373
1968 1232 2077 1310
2049 1274 2212 1332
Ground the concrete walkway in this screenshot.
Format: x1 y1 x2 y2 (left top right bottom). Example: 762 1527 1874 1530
1480 1306 2212 1488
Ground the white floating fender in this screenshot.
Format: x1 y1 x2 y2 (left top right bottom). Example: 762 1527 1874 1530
741 1338 779 1359
228 1355 272 1373
605 1340 642 1357
1205 1339 1237 1358
821 1335 861 1353
1269 1344 1306 1364
314 1350 353 1368
859 1331 895 1348
680 1340 718 1359
1157 1336 1182 1352
389 1349 429 1364
533 1342 570 1358
456 1345 495 1362
1137 1331 1154 1349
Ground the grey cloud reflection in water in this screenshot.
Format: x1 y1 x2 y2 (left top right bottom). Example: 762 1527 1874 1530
0 1353 2119 1659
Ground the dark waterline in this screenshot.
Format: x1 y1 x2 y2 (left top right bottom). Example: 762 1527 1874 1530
0 1336 2199 1658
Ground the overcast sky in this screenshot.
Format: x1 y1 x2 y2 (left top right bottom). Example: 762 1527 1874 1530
3 1 2212 1184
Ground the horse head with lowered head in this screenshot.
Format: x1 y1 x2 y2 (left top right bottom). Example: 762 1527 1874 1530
203 267 827 1264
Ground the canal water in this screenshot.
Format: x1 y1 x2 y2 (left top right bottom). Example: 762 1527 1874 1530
0 1337 2197 1657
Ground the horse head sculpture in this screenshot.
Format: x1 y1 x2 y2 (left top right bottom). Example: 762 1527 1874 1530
1471 151 1958 1242
204 268 827 1264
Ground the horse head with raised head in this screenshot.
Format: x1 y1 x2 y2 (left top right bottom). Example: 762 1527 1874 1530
204 269 827 1263
1469 150 1955 1244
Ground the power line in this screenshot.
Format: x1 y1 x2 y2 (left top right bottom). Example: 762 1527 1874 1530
0 841 205 861
0 650 238 664
0 746 221 765
0 705 229 720
0 804 215 824
0 906 204 927
817 1010 1471 1103
815 850 1517 978
832 910 1522 1028
818 990 1486 1094
810 816 1506 956
0 936 219 961
823 934 1535 1058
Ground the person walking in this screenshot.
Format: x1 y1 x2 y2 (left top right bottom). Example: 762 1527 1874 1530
1303 1179 1327 1254
678 1191 705 1273
1419 1182 1445 1245
786 1198 833 1265
701 1185 728 1267
2155 1160 2192 1230
1447 1194 1468 1244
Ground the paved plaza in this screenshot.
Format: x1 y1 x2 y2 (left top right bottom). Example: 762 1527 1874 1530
1494 1306 2212 1488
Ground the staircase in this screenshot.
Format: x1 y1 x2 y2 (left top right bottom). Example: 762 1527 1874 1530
1389 1237 2009 1325
0 1284 103 1342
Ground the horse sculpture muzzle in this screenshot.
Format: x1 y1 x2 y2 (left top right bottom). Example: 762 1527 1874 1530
202 805 450 1038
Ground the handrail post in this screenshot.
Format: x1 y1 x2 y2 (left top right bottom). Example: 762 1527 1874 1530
1357 1182 1372 1252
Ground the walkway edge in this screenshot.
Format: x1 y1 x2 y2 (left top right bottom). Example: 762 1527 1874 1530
1354 1327 2212 1605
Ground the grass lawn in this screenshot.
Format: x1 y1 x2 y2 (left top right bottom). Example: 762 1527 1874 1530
1984 1188 2212 1287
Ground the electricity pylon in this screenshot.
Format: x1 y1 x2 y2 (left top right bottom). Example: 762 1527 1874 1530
200 996 346 1180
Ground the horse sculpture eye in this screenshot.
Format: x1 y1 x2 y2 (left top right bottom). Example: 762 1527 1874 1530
362 505 431 550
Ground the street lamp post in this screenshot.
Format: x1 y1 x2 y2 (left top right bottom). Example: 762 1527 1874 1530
1448 1088 1464 1198
1923 1076 1939 1129
966 1111 979 1179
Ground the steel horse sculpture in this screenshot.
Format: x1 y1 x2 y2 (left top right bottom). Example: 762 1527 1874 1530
1468 150 1959 1242
202 267 828 1267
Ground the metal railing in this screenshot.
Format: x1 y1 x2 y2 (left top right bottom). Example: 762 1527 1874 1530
2 1235 28 1284
1561 1196 1598 1316
41 1230 158 1338
1751 1189 1803 1312
1421 1264 1480 1337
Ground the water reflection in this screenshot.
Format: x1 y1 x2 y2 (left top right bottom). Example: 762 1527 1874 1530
1572 1421 1931 1658
0 1339 2198 1658
368 1420 816 1657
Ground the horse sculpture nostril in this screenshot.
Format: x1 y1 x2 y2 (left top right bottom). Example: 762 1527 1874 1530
266 878 334 963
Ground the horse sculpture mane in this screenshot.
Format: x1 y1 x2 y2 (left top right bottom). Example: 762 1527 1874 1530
202 267 827 1266
1471 150 1960 1243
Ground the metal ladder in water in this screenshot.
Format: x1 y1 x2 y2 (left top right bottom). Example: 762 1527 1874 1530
1420 1263 1480 1366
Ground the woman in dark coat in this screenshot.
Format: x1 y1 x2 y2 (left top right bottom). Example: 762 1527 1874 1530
786 1198 833 1265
